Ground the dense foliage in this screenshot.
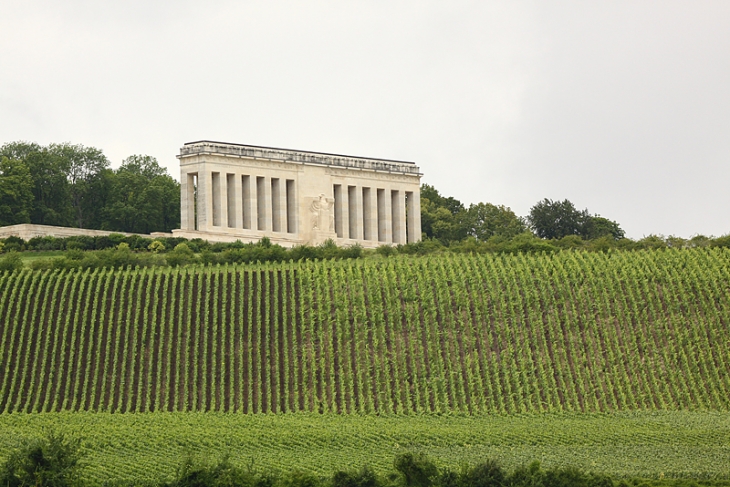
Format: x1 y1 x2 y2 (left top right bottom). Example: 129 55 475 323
1 249 729 414
0 142 179 233
420 186 626 246
0 431 82 487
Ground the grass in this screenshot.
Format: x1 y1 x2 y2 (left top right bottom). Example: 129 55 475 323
16 250 65 262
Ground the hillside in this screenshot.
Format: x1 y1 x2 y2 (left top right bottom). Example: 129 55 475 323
1 248 729 414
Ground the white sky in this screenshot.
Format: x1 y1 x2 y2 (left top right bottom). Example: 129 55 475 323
1 1 729 239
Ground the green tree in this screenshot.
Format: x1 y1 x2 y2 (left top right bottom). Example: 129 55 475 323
0 142 72 226
528 198 625 241
466 202 527 240
102 155 180 233
0 157 33 226
420 184 469 244
48 143 111 229
582 215 625 240
528 199 589 240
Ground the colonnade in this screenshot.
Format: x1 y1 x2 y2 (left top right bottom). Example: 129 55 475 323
181 170 297 235
176 140 423 247
333 184 421 245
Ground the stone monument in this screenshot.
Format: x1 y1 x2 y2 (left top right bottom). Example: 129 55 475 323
172 141 422 248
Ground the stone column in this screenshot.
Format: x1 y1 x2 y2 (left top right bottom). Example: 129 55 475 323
272 178 287 233
407 190 421 243
257 176 271 231
271 178 281 232
219 172 228 229
334 184 350 238
181 171 197 231
197 170 212 232
363 187 377 241
279 178 288 233
378 188 392 243
348 185 362 240
243 175 253 230
188 174 197 230
286 179 297 234
392 189 406 244
180 169 189 230
233 174 243 229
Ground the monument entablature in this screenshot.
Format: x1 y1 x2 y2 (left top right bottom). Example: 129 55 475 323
172 141 422 248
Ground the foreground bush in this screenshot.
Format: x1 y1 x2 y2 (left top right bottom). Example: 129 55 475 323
0 431 82 487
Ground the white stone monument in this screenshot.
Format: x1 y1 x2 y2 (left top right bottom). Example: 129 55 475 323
172 141 422 248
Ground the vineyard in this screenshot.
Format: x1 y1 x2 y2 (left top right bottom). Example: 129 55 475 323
2 412 729 482
1 248 730 414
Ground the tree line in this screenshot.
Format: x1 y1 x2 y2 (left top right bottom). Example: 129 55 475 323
1 140 725 247
420 184 624 245
0 141 179 233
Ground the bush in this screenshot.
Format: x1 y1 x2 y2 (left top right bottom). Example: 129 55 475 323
711 234 730 248
332 467 380 487
394 453 438 487
27 236 65 251
149 240 166 253
279 470 322 487
167 243 195 267
0 252 23 272
498 233 557 254
462 460 505 487
166 455 257 487
0 431 83 487
376 245 397 257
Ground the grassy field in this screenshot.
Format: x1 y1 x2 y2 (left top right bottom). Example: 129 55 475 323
1 412 729 484
16 250 64 263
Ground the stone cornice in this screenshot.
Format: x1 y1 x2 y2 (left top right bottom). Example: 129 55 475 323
178 140 422 176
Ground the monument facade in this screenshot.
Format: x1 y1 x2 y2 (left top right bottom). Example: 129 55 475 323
172 141 422 248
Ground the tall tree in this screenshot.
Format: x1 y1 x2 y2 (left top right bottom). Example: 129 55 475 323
582 215 625 240
48 143 110 228
420 184 469 244
0 157 33 226
528 198 625 240
466 202 527 240
102 155 180 233
528 199 590 240
0 142 72 226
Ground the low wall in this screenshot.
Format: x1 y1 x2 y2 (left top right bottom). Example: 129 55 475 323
0 224 172 241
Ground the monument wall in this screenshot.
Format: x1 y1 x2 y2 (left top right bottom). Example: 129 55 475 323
172 141 422 248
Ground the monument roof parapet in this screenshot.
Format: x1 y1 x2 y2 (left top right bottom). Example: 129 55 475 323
179 140 422 176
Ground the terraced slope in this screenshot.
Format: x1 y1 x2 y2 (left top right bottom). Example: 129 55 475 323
1 249 729 414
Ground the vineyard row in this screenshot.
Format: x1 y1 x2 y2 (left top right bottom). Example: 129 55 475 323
0 249 729 413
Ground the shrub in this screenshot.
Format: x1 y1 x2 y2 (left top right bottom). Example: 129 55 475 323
394 453 438 487
376 245 396 257
711 234 730 248
463 460 505 487
166 455 257 487
0 431 83 487
167 243 195 267
149 240 166 253
27 236 65 251
0 252 23 272
332 467 380 487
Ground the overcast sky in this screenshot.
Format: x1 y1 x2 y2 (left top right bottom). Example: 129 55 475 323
1 1 728 238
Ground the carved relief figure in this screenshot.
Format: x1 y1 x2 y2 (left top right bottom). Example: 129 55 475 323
310 193 335 232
